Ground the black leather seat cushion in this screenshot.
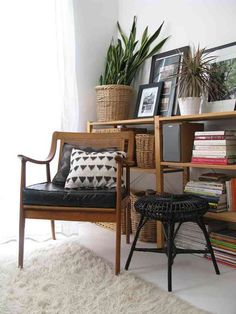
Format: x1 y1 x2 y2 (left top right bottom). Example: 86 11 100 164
23 182 126 208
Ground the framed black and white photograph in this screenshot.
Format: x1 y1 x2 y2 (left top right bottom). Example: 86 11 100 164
134 83 163 118
149 46 189 116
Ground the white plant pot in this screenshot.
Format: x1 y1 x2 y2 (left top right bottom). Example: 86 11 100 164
178 97 201 115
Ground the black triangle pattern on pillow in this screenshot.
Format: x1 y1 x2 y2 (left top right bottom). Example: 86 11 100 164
80 176 86 183
64 148 126 189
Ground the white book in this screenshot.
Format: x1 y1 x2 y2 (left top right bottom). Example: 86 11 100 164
187 180 225 188
194 140 236 145
195 130 236 136
194 145 236 151
184 187 223 195
192 150 236 157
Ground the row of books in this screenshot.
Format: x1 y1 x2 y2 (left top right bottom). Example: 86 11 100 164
175 221 226 254
191 130 236 165
184 173 229 212
175 223 236 268
209 229 236 268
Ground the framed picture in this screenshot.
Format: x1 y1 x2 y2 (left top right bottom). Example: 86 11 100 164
206 41 236 101
134 82 163 118
149 46 189 116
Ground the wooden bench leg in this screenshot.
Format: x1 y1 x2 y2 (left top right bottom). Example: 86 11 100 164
51 220 56 240
18 214 25 268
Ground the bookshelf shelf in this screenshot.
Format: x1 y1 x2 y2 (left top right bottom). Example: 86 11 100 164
161 161 236 170
130 166 183 174
205 211 236 223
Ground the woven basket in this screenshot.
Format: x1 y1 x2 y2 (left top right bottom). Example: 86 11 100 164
130 191 157 242
95 85 134 122
135 134 155 168
93 127 147 134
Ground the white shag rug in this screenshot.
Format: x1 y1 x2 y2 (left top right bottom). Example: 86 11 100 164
0 240 208 314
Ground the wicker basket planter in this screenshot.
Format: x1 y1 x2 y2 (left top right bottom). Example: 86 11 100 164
130 191 157 242
95 85 134 122
135 134 155 168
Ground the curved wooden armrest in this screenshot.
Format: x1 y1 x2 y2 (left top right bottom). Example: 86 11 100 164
17 131 58 165
17 154 52 164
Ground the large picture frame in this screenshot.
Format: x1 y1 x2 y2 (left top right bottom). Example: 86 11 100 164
149 46 189 116
202 41 236 113
134 82 163 118
206 41 236 101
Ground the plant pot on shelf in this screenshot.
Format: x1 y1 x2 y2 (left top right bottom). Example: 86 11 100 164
178 97 201 115
95 84 134 122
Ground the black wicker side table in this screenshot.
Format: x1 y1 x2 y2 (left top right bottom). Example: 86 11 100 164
125 194 220 292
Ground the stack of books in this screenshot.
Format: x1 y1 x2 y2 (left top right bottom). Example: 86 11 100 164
191 130 236 165
175 221 226 254
209 229 236 268
184 173 229 212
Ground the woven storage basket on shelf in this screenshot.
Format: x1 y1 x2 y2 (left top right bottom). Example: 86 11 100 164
135 133 155 168
130 190 157 242
92 127 147 134
95 85 134 122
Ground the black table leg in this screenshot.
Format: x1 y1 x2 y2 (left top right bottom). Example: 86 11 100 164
125 215 147 270
167 222 175 292
197 218 220 275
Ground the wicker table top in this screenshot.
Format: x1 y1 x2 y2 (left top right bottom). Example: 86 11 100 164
134 194 209 223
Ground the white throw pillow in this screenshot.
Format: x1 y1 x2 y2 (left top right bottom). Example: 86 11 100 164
65 149 126 189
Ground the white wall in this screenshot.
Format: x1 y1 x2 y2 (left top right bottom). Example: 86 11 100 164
73 0 236 192
74 0 118 131
118 0 236 85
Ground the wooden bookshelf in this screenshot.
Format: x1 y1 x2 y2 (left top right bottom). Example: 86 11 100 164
88 111 236 247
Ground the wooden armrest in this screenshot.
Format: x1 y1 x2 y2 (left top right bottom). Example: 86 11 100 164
17 154 52 164
115 156 135 167
18 132 58 165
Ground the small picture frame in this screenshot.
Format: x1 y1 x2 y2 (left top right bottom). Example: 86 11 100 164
134 82 163 118
149 46 189 116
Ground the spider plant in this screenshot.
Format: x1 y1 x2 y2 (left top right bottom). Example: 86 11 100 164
178 46 217 98
99 16 169 86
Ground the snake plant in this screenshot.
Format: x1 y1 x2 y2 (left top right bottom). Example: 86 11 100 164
99 16 169 85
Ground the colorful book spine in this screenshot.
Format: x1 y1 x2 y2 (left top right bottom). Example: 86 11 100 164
230 178 236 212
191 157 236 165
192 150 236 157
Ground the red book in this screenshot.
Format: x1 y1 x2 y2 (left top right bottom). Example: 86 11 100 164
231 179 236 212
195 135 236 140
191 157 236 165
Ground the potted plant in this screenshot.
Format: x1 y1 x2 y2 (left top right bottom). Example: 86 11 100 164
96 16 169 122
177 46 216 115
